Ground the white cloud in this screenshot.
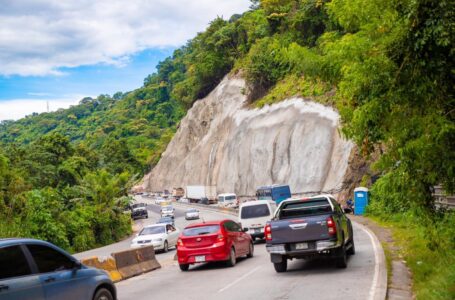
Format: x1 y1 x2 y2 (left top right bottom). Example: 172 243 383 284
0 0 251 76
0 95 86 121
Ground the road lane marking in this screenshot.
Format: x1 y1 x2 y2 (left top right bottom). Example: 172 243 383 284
354 222 382 300
218 266 261 293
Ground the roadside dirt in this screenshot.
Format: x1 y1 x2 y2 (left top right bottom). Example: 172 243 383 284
349 215 414 300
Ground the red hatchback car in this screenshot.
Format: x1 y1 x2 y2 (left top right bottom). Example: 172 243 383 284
177 219 254 271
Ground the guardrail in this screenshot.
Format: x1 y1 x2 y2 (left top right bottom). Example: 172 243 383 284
433 185 455 209
80 245 161 282
173 201 238 216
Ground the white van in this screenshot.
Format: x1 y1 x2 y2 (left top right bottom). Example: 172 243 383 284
217 193 237 208
238 200 277 240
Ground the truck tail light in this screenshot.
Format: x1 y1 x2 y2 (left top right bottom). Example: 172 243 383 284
177 238 184 247
265 224 272 241
327 216 336 235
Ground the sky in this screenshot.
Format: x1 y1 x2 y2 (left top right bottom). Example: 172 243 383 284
0 0 251 121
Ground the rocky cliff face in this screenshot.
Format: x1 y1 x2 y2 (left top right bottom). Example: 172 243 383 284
143 76 353 196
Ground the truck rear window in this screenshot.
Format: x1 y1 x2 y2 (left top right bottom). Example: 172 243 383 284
240 204 270 219
279 199 332 219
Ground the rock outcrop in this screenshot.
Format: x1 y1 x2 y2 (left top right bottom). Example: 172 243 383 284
143 76 353 196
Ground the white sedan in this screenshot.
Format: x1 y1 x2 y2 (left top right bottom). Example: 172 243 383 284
185 208 200 220
131 224 180 252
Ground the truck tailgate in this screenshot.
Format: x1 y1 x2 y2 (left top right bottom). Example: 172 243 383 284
271 215 331 244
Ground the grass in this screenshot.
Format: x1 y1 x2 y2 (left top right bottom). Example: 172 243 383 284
370 212 455 299
254 74 333 108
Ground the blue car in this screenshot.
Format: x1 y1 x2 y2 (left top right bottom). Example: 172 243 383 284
0 238 116 300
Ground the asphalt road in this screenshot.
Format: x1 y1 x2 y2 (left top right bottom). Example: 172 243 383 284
74 196 237 266
111 197 384 300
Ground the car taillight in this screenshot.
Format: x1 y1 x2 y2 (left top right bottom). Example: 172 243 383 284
327 216 336 235
265 224 272 241
177 238 184 247
217 234 225 243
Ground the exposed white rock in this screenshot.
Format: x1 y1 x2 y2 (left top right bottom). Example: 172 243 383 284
144 76 353 196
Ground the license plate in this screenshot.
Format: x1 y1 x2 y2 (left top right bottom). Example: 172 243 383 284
295 243 308 250
195 255 206 262
254 228 261 233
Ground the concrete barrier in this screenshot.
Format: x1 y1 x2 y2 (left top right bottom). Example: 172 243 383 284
80 256 123 282
112 246 161 279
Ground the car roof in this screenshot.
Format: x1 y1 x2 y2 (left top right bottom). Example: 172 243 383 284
144 223 166 228
184 219 230 228
218 193 236 197
240 200 273 208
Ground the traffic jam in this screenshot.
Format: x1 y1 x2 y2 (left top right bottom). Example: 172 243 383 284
132 184 356 273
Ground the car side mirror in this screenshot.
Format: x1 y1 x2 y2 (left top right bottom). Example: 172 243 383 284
242 228 248 232
73 261 82 270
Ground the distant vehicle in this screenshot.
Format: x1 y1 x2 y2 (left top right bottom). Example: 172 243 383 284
157 216 175 226
238 200 276 240
155 197 166 205
0 238 116 300
256 184 291 204
179 198 189 203
185 208 200 220
131 203 148 220
185 185 217 203
172 187 185 199
176 219 254 271
265 195 355 272
217 193 238 208
131 224 180 252
161 205 175 218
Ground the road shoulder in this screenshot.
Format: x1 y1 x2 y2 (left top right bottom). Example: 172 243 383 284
349 215 413 300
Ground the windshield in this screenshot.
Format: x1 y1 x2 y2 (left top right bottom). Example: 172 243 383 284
140 226 165 235
183 225 220 236
187 209 198 212
132 203 146 209
158 217 172 223
241 204 270 219
162 206 173 210
279 199 332 219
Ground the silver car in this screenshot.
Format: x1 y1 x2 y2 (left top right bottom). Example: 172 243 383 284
185 208 200 220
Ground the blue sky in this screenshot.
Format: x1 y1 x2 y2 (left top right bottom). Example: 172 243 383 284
0 0 250 120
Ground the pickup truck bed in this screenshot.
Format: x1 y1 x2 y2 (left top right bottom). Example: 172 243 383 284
265 195 355 272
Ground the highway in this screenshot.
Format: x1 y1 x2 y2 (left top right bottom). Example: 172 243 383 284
80 196 386 300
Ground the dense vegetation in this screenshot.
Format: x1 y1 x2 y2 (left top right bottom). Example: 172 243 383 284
0 0 453 296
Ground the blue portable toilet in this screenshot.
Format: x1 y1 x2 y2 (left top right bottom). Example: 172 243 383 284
354 187 369 215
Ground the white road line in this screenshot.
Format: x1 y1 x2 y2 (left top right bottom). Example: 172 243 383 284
355 222 381 300
218 266 262 293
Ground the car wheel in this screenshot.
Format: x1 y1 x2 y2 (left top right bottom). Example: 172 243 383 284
347 237 356 255
93 287 113 300
163 240 169 253
226 247 236 267
336 243 348 268
179 264 190 271
247 242 254 258
273 259 287 273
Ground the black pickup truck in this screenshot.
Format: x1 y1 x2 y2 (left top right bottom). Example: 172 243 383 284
265 195 355 272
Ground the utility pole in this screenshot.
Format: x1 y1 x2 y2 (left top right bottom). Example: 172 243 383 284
47 101 49 113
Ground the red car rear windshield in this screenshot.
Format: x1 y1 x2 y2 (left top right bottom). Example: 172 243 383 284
183 225 220 236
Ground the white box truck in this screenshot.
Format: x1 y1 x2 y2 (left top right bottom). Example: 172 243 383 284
186 186 217 203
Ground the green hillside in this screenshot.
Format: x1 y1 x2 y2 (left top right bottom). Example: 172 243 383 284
0 1 453 295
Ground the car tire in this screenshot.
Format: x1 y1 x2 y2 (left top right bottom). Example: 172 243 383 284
226 247 236 267
163 240 169 253
179 264 190 271
347 237 356 255
93 287 113 300
336 243 348 268
273 259 287 273
247 242 254 258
